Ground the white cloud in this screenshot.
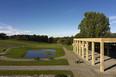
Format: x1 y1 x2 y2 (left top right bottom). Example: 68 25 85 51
109 16 116 24
0 22 32 35
110 21 116 24
0 30 13 34
0 27 4 29
109 16 116 20
24 31 33 33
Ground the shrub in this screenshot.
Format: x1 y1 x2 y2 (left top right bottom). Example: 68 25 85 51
34 49 41 51
49 57 54 60
43 51 51 55
37 57 40 60
55 74 67 77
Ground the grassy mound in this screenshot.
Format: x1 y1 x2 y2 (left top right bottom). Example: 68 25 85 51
34 49 42 51
43 51 51 55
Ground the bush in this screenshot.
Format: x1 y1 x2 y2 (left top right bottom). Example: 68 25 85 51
49 57 54 60
37 57 40 60
55 74 67 77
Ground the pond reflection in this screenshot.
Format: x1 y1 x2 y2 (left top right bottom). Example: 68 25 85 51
24 49 56 59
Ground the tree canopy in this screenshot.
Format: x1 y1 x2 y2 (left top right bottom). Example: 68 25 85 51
0 33 7 39
78 12 110 38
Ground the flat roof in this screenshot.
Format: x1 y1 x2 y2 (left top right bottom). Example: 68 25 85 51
74 38 116 43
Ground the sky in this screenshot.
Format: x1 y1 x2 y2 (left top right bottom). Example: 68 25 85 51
0 0 116 37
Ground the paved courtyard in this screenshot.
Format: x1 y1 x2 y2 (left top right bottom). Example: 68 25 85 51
73 49 116 77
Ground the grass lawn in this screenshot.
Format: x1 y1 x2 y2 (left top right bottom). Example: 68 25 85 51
0 70 74 77
0 40 65 58
5 44 65 58
0 40 68 65
0 47 6 53
0 59 69 65
63 45 73 50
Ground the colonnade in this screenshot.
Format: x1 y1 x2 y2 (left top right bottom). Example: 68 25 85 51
73 38 116 72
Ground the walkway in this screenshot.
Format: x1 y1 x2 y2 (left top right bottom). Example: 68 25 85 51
0 45 116 77
62 46 116 77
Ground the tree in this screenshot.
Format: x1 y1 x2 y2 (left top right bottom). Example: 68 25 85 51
78 12 110 38
110 33 116 38
0 33 7 39
74 33 81 38
48 37 54 43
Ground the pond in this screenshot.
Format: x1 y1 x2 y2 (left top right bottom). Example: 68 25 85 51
23 49 56 59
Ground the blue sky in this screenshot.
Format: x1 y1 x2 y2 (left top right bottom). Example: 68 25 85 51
0 0 116 37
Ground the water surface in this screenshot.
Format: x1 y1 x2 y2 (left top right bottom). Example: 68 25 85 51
24 49 56 58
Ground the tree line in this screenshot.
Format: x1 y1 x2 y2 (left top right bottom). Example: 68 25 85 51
0 33 73 45
0 33 48 42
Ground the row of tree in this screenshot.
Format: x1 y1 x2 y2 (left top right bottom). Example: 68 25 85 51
0 33 73 45
0 33 48 42
9 34 48 42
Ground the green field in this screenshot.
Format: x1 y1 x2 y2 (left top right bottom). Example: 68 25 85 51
0 59 68 66
0 40 68 65
0 47 6 53
0 40 65 58
0 70 74 77
63 45 73 50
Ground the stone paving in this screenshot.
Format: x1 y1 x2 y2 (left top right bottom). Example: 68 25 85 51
61 45 116 77
73 49 116 77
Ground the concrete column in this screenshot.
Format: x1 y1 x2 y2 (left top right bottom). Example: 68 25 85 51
92 41 95 65
79 40 81 55
100 41 104 72
77 41 78 54
74 41 76 52
82 41 84 58
86 41 88 61
75 40 77 52
107 43 109 56
73 40 75 52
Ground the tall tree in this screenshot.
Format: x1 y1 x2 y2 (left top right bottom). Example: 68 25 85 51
0 33 7 39
48 37 54 43
78 12 110 38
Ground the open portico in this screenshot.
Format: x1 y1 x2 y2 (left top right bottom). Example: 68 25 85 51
73 38 116 72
